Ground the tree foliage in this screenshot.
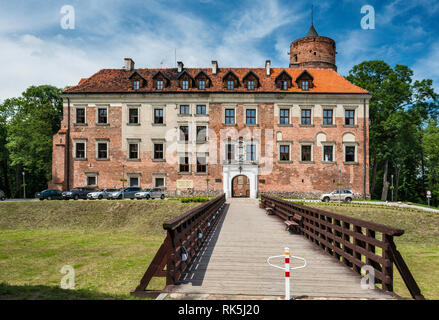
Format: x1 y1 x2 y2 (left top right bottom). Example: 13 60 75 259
0 85 62 198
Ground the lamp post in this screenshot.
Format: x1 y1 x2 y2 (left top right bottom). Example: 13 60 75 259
122 162 125 200
391 174 394 202
22 171 26 199
338 166 341 205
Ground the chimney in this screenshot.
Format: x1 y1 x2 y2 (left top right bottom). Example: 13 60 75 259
211 60 218 75
177 61 184 73
124 58 135 72
265 60 271 76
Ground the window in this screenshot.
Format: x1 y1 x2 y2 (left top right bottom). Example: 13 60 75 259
345 110 355 125
225 109 235 124
280 145 290 161
157 80 163 90
323 145 333 162
226 144 234 163
87 176 96 186
227 80 234 90
196 126 207 142
97 108 107 124
76 108 85 124
155 177 165 188
180 105 190 115
179 155 190 172
182 80 189 90
323 109 333 125
301 109 312 125
197 156 207 173
133 81 140 90
281 80 288 90
180 126 189 142
280 109 290 125
154 144 164 160
246 145 256 161
247 80 255 90
301 145 312 162
345 146 355 162
154 109 163 124
129 108 139 124
129 143 139 159
130 177 139 187
198 80 205 90
196 105 206 115
246 109 256 125
97 142 108 159
300 80 309 91
75 142 85 159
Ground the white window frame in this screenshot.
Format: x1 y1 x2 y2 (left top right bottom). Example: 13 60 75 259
74 139 87 160
299 106 314 126
277 141 292 162
74 106 87 124
343 142 358 163
96 140 109 160
96 105 109 125
300 142 314 162
322 142 336 162
127 139 141 160
128 105 140 125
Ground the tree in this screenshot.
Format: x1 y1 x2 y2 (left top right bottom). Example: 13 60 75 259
0 85 62 197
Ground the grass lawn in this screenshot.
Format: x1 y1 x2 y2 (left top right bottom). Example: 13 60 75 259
303 202 439 300
0 200 199 299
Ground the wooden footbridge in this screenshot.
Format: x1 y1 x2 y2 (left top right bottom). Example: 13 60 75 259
132 194 425 300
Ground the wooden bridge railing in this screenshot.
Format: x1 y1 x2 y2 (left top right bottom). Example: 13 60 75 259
131 194 226 297
261 194 425 300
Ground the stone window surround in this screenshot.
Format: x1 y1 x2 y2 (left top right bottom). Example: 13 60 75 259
73 104 87 125
127 138 141 160
73 138 87 160
299 105 315 127
277 141 293 163
152 138 166 161
85 171 98 187
95 139 110 160
177 151 192 174
343 141 359 164
195 104 209 116
321 105 336 126
299 141 314 163
153 173 167 188
127 172 142 187
152 105 166 125
196 152 209 174
222 138 259 163
223 104 237 125
127 104 141 125
321 141 336 163
275 104 293 126
343 105 359 127
96 104 109 125
244 104 259 126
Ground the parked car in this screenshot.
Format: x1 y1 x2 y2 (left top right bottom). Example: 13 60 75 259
87 188 119 200
109 187 142 200
62 187 95 200
0 189 6 201
320 189 354 203
135 188 166 200
35 189 63 200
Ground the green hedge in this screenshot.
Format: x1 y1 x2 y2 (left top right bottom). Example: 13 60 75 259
180 197 211 203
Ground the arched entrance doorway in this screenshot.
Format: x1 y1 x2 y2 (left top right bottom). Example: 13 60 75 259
231 175 250 198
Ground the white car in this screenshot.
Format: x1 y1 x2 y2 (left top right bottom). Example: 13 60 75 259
87 188 118 200
135 188 166 200
320 190 354 202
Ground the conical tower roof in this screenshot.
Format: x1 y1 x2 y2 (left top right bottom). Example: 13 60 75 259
306 23 318 37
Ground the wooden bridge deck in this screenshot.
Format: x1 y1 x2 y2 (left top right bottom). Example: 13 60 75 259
167 198 395 299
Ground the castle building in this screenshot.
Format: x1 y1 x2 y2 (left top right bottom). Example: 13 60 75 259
50 23 370 199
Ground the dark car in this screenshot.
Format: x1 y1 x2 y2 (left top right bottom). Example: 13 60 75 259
0 189 6 201
62 187 95 200
35 189 63 200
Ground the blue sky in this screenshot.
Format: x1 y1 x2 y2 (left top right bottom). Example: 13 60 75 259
1 0 439 99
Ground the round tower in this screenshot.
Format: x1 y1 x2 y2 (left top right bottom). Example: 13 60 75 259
289 23 337 71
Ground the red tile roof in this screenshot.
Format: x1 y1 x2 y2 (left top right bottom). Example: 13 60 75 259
63 67 368 94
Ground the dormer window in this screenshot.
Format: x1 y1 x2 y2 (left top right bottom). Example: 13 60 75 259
223 71 239 90
295 70 314 91
275 70 292 90
128 71 146 90
243 70 259 91
133 81 140 90
199 80 205 90
195 70 211 90
227 80 234 90
152 71 170 90
182 80 189 90
157 80 163 90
